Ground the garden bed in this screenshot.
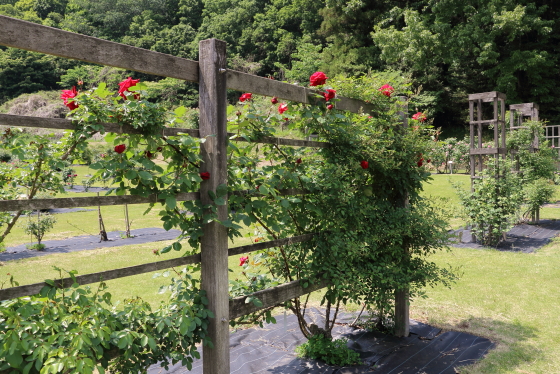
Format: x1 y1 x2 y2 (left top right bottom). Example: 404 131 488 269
147 308 493 374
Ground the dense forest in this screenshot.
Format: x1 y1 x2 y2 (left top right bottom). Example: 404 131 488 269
1 0 559 135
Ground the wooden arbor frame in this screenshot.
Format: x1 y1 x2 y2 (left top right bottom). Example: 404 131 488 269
468 91 507 183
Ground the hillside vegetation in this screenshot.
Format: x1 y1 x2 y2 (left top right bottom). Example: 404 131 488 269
1 0 560 133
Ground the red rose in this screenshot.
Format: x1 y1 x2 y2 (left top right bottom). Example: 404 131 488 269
412 112 427 122
156 146 163 152
327 104 334 110
417 159 424 167
322 89 336 102
427 159 431 163
145 150 154 158
239 93 252 102
278 103 288 115
361 160 369 169
239 256 249 266
309 72 328 86
60 86 79 110
378 84 394 98
296 158 302 164
118 77 140 99
114 144 126 154
200 172 210 180
271 97 278 104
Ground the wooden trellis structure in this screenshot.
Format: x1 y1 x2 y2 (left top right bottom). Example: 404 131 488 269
0 15 412 373
468 91 507 184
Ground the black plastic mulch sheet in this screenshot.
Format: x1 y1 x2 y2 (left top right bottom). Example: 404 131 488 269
147 308 494 374
0 228 181 261
449 219 560 253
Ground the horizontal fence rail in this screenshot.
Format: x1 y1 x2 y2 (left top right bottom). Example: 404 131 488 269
0 15 372 111
0 233 318 301
0 16 199 82
229 277 329 319
0 193 199 211
0 189 308 212
0 113 328 148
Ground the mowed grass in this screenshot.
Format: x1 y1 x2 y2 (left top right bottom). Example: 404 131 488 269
3 172 560 372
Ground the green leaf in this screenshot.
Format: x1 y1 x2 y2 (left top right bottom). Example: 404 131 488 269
166 197 176 210
174 106 187 117
125 170 138 180
138 171 153 180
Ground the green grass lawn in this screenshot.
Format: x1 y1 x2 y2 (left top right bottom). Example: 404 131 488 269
3 172 560 373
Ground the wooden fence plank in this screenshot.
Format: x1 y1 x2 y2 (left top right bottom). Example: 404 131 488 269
226 70 373 114
0 192 199 211
0 114 327 148
469 148 506 155
0 15 199 82
0 253 201 301
229 277 330 319
228 233 316 257
198 38 230 374
0 114 199 137
0 233 317 301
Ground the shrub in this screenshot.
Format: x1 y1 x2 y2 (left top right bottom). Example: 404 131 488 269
21 214 57 246
455 161 523 246
295 334 361 366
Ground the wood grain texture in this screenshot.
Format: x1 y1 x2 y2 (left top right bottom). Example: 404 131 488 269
469 147 506 155
229 277 330 319
0 233 317 301
0 253 201 301
228 233 316 257
0 114 200 137
198 39 230 374
0 192 199 211
226 70 373 114
0 15 198 82
468 91 507 102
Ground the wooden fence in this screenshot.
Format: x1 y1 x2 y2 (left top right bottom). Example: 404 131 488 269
0 15 409 373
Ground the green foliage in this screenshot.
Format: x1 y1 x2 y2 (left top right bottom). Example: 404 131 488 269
455 161 523 246
0 267 212 373
295 335 360 366
21 213 57 245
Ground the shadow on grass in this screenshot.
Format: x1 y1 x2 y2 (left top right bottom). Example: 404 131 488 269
447 317 541 374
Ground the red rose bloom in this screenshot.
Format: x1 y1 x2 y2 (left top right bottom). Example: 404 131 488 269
322 89 336 102
60 86 79 110
378 84 394 98
114 144 126 154
278 103 288 115
118 77 140 99
327 104 334 110
200 172 211 180
417 159 424 167
239 93 252 102
361 160 369 169
309 72 328 86
145 150 154 158
296 158 302 164
271 97 278 104
239 256 249 266
412 112 427 122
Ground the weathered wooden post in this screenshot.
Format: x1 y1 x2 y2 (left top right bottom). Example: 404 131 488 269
394 96 409 337
199 38 230 374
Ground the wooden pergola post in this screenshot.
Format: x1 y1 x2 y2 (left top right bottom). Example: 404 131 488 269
199 38 230 374
394 96 409 337
468 91 507 188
